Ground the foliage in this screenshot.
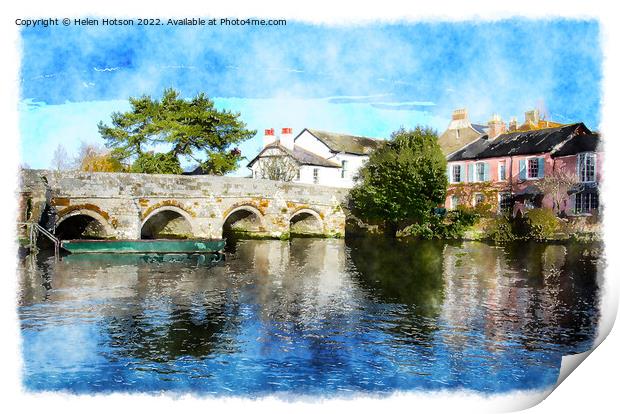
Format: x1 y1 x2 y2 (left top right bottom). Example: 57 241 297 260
447 182 498 217
485 215 517 243
535 171 578 215
76 142 126 172
350 126 447 235
347 236 445 319
130 152 183 174
525 208 561 241
98 88 255 175
398 207 479 240
483 208 561 242
257 155 299 181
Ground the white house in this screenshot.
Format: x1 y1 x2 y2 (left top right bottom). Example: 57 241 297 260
247 128 384 188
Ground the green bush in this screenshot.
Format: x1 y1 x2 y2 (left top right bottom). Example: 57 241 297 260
398 207 479 240
525 208 561 241
485 215 516 243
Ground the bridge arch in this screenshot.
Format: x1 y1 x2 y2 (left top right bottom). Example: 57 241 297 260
222 205 265 237
55 208 115 240
289 208 324 237
141 206 194 239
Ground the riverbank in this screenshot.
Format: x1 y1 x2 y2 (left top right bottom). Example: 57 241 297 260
345 210 603 243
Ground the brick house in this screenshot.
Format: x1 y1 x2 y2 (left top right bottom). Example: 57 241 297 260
445 122 602 217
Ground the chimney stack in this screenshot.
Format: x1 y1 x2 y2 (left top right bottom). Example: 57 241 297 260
263 128 276 148
488 114 506 139
447 108 470 130
452 108 467 121
280 127 294 151
524 109 540 127
509 116 518 131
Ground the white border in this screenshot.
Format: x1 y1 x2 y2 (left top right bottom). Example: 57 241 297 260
2 1 618 413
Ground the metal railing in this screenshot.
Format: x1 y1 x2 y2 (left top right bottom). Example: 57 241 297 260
18 222 60 258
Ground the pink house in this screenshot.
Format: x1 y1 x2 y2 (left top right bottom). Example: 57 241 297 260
445 123 602 217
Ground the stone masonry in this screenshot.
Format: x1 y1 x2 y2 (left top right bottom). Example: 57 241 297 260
19 169 349 239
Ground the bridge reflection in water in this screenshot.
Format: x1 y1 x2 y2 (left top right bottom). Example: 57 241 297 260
18 238 601 395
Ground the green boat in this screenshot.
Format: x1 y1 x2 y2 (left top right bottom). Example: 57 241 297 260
60 238 226 254
61 252 225 267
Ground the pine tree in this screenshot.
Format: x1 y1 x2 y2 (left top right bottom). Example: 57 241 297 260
98 88 255 174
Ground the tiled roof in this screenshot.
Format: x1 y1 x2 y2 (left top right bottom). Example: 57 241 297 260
471 124 488 134
291 145 341 167
552 133 601 157
304 129 385 155
447 123 592 161
516 119 565 131
247 143 341 168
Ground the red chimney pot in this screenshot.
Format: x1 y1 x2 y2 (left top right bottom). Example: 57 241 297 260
264 128 275 136
282 127 292 134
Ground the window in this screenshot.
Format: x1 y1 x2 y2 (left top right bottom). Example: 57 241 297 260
451 164 462 183
341 160 347 179
450 195 459 209
498 162 506 181
313 168 319 184
476 163 485 182
473 193 485 206
468 162 489 182
575 191 598 214
520 157 545 180
296 169 300 181
578 153 596 183
527 158 539 178
499 193 512 213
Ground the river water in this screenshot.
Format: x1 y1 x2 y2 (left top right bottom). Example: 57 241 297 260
18 238 602 396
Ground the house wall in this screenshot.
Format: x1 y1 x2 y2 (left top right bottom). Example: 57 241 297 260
330 153 369 187
297 165 342 187
552 152 604 212
446 151 603 215
251 154 299 181
294 130 333 159
294 130 370 188
439 126 484 156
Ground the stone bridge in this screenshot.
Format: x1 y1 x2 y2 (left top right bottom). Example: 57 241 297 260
18 170 349 240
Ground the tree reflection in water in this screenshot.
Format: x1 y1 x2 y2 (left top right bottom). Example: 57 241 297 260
18 238 602 394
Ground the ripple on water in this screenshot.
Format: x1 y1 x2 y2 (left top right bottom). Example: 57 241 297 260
18 239 601 395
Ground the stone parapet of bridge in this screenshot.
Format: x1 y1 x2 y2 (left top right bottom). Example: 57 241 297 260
18 169 349 240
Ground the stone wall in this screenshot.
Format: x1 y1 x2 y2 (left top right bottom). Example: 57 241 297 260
18 169 349 240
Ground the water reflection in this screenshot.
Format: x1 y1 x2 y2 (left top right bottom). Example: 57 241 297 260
18 238 601 395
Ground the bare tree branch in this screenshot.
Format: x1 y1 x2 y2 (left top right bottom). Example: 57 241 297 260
535 170 578 215
256 156 299 182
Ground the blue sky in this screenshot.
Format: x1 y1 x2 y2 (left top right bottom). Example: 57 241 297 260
19 19 601 173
